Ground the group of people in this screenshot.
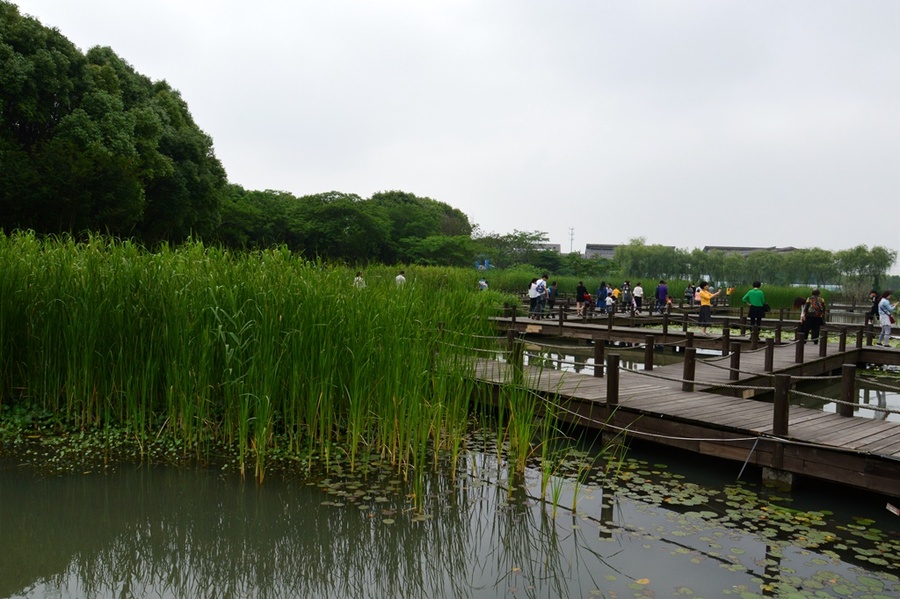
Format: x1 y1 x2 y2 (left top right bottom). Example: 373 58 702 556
573 280 646 316
514 272 897 347
527 274 559 319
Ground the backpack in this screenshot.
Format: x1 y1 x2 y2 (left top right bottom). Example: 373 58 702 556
806 297 825 318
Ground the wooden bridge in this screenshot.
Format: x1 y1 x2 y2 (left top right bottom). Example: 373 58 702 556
475 315 900 497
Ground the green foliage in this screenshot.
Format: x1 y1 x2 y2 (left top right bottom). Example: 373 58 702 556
0 2 226 242
0 231 512 494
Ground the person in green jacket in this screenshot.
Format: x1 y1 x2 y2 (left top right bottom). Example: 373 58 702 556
742 281 766 329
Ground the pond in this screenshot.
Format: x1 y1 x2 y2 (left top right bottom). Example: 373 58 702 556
2 432 898 599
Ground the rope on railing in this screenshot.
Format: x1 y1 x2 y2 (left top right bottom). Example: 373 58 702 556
618 365 776 392
790 388 900 415
858 376 900 393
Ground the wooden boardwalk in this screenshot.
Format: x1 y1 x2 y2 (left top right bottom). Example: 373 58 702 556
471 332 900 497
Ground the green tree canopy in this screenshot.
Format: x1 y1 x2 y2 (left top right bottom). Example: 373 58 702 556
0 2 226 242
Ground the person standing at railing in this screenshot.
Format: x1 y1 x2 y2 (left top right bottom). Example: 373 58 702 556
742 281 766 329
876 290 899 347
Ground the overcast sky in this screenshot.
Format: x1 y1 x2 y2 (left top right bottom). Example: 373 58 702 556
13 0 900 263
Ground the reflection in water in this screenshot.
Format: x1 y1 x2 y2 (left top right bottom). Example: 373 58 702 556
2 445 898 599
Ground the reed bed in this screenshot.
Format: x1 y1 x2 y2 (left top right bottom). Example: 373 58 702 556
0 232 519 497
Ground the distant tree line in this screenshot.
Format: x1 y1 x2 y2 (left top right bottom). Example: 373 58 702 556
612 238 897 291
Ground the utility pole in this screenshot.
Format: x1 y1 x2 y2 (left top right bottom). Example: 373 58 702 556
569 228 574 253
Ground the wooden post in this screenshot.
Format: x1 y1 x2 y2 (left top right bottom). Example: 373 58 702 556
750 326 759 350
775 322 782 344
682 347 697 392
510 304 517 325
773 375 790 437
721 325 730 356
866 327 874 346
682 312 689 333
685 331 694 348
558 304 564 331
593 341 604 378
764 338 775 372
644 335 655 371
838 329 847 353
607 308 614 332
606 354 620 406
856 328 864 349
662 314 669 337
779 307 785 323
794 332 804 363
729 342 741 381
839 364 857 417
818 332 827 357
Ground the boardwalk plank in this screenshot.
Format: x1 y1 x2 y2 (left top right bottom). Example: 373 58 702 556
471 325 900 495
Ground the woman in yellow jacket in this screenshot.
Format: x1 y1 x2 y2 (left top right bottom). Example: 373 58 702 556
698 281 721 336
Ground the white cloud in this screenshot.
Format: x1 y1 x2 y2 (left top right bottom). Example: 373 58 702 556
13 0 900 264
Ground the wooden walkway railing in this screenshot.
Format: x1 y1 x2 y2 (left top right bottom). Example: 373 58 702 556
468 332 900 496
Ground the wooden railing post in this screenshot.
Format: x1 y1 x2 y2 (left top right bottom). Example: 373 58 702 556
682 347 697 392
558 304 564 331
685 331 694 348
818 332 827 357
750 326 759 350
593 341 604 378
775 322 782 344
764 338 775 372
644 335 655 371
839 329 847 353
662 314 669 337
839 364 857 417
773 375 790 437
794 332 805 363
510 304 517 325
856 327 864 349
721 325 730 356
682 312 689 333
729 342 741 381
606 354 620 406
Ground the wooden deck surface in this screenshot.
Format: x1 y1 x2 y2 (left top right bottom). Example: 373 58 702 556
470 333 900 496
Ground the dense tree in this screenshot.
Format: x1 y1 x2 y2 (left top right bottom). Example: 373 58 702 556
0 2 226 242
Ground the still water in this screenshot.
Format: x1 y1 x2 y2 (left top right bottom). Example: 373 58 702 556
2 438 898 599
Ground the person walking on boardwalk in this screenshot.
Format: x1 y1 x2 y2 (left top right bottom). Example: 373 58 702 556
633 282 644 314
867 290 880 325
876 290 899 347
528 278 540 318
655 280 668 314
575 281 587 316
698 281 721 335
800 289 827 344
535 274 549 319
742 281 766 329
547 281 559 312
